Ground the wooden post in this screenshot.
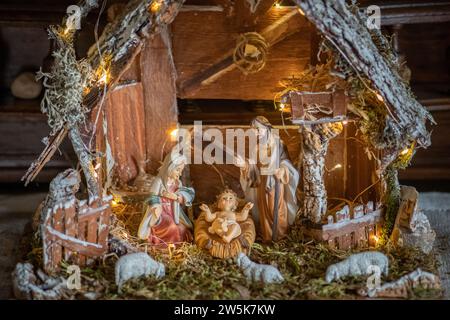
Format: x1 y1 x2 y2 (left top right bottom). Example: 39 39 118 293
140 26 179 174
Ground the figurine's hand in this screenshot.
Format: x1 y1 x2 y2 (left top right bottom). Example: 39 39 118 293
242 202 254 213
162 191 178 201
199 203 211 215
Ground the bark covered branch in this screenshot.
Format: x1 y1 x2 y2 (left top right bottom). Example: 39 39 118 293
293 0 433 148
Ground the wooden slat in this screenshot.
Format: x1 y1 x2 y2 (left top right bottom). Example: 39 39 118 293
105 82 146 184
77 221 87 265
63 203 77 262
98 206 111 250
51 207 64 269
45 227 105 256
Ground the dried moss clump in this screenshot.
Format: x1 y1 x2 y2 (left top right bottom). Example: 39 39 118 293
37 26 93 135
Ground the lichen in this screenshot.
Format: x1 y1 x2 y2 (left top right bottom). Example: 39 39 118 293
36 26 94 135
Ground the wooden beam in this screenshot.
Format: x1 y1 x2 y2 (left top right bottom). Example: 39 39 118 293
294 0 433 148
178 8 305 97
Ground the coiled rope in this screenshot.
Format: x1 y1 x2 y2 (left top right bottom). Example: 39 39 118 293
233 32 268 74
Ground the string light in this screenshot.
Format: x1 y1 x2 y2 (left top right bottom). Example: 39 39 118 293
97 71 109 85
342 120 348 125
400 148 409 156
111 199 118 206
372 235 379 244
279 103 286 111
170 128 179 139
375 93 384 102
274 2 282 9
150 0 162 13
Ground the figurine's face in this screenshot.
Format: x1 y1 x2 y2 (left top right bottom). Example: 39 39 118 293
169 164 185 180
217 193 237 211
252 122 269 142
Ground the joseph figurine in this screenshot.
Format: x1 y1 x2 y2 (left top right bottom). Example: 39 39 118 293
238 116 299 242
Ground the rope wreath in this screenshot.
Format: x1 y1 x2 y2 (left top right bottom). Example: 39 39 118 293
233 32 268 74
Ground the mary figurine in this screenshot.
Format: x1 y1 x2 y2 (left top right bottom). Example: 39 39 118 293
137 146 194 246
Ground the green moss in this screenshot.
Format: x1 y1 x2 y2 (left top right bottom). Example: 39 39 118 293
21 226 440 300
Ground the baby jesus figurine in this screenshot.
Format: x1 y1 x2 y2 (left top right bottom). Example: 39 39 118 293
199 189 254 244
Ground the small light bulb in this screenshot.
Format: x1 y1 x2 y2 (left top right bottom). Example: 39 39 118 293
170 128 179 138
375 93 384 102
274 3 281 9
279 103 285 111
111 199 118 206
400 148 409 156
150 0 162 13
342 120 348 125
98 73 108 85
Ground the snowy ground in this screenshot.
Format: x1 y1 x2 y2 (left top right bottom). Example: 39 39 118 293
0 191 448 299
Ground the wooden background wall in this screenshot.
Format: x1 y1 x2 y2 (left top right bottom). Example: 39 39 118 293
0 0 449 186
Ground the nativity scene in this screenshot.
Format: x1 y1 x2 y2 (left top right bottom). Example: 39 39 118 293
9 0 444 300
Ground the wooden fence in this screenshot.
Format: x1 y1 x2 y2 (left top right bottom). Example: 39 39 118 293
42 196 112 273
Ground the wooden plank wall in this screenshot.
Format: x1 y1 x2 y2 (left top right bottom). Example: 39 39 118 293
140 27 178 174
187 124 377 211
172 7 312 100
104 83 146 184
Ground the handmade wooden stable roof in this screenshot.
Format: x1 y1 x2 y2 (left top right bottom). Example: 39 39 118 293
23 0 433 186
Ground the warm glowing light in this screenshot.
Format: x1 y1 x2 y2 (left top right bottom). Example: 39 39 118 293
94 163 101 170
333 164 342 170
170 128 179 139
342 120 348 125
279 103 286 111
98 72 108 85
372 235 379 244
298 8 305 15
274 2 281 9
150 0 162 13
400 148 409 156
111 199 118 206
375 93 384 102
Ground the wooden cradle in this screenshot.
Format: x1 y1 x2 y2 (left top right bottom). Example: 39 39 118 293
194 212 256 259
